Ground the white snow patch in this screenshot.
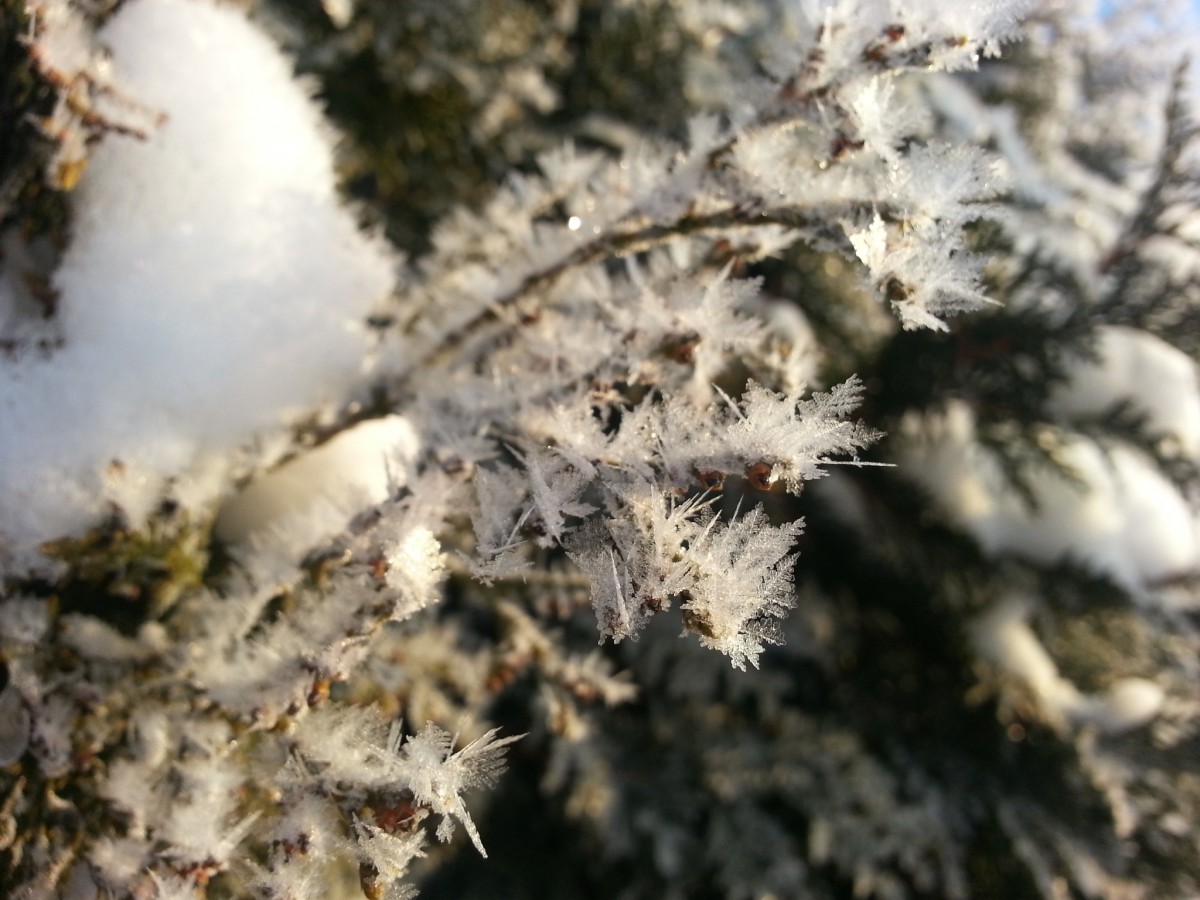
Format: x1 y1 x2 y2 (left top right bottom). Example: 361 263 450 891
971 597 1164 734
214 415 419 555
1049 326 1200 460
0 0 397 573
900 401 1200 593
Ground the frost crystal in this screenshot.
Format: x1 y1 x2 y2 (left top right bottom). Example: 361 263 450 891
373 723 524 858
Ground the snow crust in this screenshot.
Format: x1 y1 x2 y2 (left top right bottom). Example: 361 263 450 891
0 0 396 573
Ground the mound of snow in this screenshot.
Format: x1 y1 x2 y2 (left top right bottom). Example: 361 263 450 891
0 0 397 573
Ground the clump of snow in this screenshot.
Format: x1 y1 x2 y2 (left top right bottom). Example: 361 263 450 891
214 415 419 555
971 597 1164 734
0 0 397 574
899 401 1200 593
901 324 1200 604
1049 326 1200 460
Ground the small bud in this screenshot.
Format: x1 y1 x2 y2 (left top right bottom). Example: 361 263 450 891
660 332 701 365
746 462 776 491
